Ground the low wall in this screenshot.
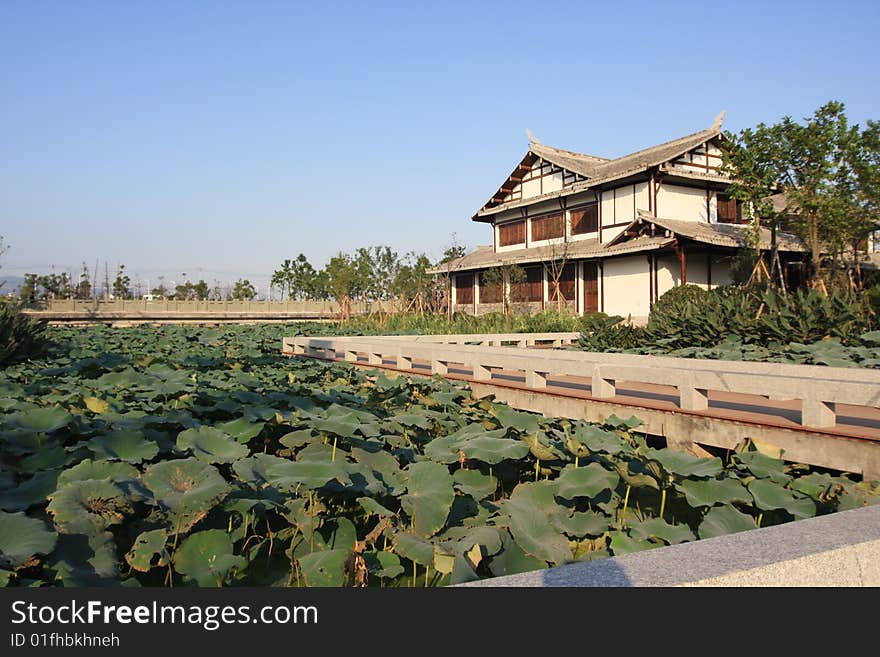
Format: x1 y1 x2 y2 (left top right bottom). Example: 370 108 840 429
459 504 880 586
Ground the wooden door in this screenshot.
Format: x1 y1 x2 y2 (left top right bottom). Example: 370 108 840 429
583 262 598 314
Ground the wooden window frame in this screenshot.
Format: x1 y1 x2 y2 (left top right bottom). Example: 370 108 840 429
498 221 526 247
570 203 599 236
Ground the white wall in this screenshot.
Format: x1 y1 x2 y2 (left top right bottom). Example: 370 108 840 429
656 183 708 222
656 255 679 298
602 256 651 318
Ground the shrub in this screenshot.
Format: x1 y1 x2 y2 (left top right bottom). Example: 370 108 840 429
0 300 47 365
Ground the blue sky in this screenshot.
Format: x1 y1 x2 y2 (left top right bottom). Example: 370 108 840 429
2 0 879 295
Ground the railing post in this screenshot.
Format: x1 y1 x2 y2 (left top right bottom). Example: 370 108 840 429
525 370 547 388
472 362 492 381
431 356 448 375
368 352 383 366
396 352 413 370
591 365 616 398
345 350 358 362
680 385 709 411
802 400 836 428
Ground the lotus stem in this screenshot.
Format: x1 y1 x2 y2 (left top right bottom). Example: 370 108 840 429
425 565 430 587
757 513 763 527
535 459 540 481
659 488 667 520
575 456 579 467
621 485 631 525
412 563 417 588
331 436 338 462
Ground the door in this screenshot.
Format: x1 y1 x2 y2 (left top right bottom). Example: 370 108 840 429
583 262 598 314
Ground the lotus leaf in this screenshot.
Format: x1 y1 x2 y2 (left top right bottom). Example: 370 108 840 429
142 458 229 527
551 510 610 538
555 463 619 499
627 518 695 545
214 417 265 444
392 532 435 566
0 511 58 569
698 504 758 539
265 460 352 491
488 530 546 577
747 479 816 518
401 461 454 537
125 529 169 572
173 530 245 587
452 469 497 500
47 479 131 532
493 406 541 433
0 469 61 511
297 548 351 587
88 430 159 463
644 448 723 478
6 406 72 433
675 477 751 507
176 426 249 463
570 424 626 455
363 550 404 579
608 531 654 555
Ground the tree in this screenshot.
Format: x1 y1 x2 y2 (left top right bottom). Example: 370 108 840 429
232 279 257 300
540 214 574 312
151 284 169 299
112 264 132 300
75 262 92 300
193 279 209 301
722 101 880 289
391 252 433 314
323 253 358 320
437 233 468 319
480 262 526 317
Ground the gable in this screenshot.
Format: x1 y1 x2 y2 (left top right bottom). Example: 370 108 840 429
488 151 588 208
668 136 726 176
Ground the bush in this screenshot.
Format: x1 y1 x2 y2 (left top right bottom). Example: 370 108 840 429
578 313 647 351
0 300 47 365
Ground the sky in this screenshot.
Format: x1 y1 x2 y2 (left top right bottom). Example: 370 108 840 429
2 0 879 296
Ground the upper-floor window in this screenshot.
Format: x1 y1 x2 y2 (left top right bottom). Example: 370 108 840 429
717 194 743 224
570 203 599 235
531 213 564 242
498 221 526 247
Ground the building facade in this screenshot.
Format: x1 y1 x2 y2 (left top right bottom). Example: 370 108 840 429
432 114 805 321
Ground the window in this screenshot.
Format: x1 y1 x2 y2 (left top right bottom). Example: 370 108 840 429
478 271 502 303
455 273 473 304
570 204 599 235
511 266 543 303
717 194 743 224
531 213 564 241
498 221 526 246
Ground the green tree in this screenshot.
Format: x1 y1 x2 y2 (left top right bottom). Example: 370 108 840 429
392 252 433 314
480 262 526 317
193 279 209 301
232 279 257 300
722 101 880 288
323 253 358 320
75 262 92 300
151 284 169 299
112 264 132 300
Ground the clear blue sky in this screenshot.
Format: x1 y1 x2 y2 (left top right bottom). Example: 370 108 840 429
2 0 879 295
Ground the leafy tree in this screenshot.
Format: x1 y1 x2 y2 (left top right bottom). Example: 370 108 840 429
20 272 72 301
193 279 209 301
391 252 433 313
722 101 880 288
480 262 526 317
112 264 132 300
75 262 92 300
323 253 358 320
232 279 257 300
151 284 169 299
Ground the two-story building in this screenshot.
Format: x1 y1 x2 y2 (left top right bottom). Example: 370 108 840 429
431 113 805 321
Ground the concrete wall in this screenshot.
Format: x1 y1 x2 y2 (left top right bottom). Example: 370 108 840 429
656 183 708 222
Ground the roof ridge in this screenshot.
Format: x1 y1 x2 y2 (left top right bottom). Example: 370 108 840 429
530 142 610 162
601 125 720 165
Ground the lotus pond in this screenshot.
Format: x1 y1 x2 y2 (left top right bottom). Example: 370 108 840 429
0 324 877 587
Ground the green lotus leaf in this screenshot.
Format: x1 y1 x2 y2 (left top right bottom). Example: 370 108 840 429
0 511 58 569
0 469 61 512
57 459 140 488
698 504 758 539
644 448 723 478
388 413 432 430
446 526 504 557
358 497 396 517
265 460 352 491
320 517 358 551
675 477 751 507
520 432 564 461
47 479 131 532
570 424 626 455
173 529 245 587
453 469 497 500
6 406 72 433
488 529 546 577
297 548 351 587
493 406 541 433
311 414 361 438
734 451 791 484
627 518 695 545
18 445 72 474
214 417 265 444
350 446 403 484
176 426 249 464
747 479 816 518
232 453 289 489
0 429 48 456
555 463 620 499
363 550 404 579
141 458 230 528
279 429 317 449
88 430 159 464
459 432 531 465
451 553 480 585
0 569 13 586
603 415 643 430
550 510 610 538
501 485 571 566
392 532 435 566
788 473 840 500
615 459 660 490
401 461 454 537
49 530 120 584
125 529 169 572
608 531 654 555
